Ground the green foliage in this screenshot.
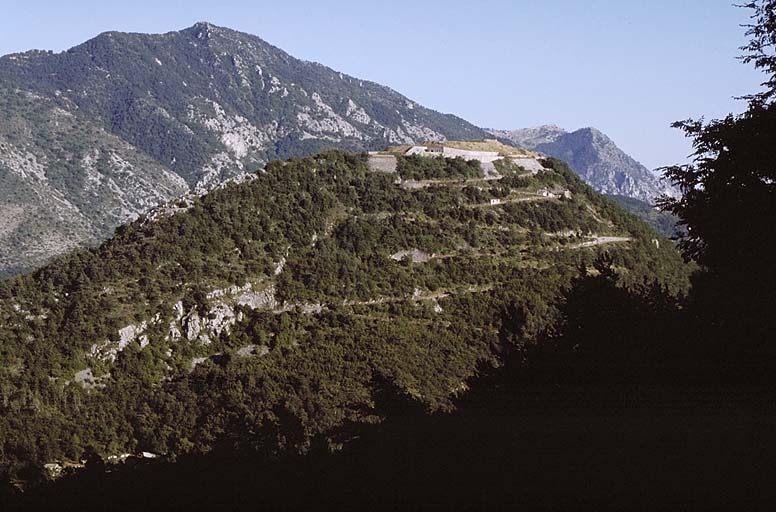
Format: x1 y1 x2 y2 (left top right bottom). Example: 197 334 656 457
396 155 481 180
607 195 683 238
739 0 776 104
492 157 527 176
658 0 776 350
0 149 691 483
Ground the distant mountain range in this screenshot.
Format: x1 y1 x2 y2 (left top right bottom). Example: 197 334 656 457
488 125 677 202
0 23 675 277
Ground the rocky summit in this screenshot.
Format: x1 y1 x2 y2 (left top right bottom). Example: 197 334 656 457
489 125 677 202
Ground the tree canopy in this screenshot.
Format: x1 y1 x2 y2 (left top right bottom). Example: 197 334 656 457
659 0 776 351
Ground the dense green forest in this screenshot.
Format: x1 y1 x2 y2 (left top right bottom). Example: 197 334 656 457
0 148 689 487
607 194 684 237
4 266 771 510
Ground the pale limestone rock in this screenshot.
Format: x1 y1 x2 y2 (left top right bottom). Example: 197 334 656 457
204 302 236 337
207 283 251 300
168 322 182 342
89 321 148 361
0 143 47 181
346 99 371 125
43 463 63 478
274 256 286 276
70 367 109 389
297 303 323 315
390 249 431 263
236 285 278 310
185 312 202 341
236 344 270 357
174 301 185 319
74 368 94 383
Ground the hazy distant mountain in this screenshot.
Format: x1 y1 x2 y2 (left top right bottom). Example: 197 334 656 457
488 125 677 202
0 22 488 276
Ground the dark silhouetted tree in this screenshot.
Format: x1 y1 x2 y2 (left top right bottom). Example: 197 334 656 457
658 1 776 359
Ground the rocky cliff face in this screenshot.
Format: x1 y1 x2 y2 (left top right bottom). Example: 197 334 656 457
0 22 488 277
489 125 677 202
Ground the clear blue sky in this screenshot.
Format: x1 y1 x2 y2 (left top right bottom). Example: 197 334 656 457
0 0 764 169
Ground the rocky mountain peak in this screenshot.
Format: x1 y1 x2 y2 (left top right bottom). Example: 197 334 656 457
489 125 566 147
489 125 676 202
185 21 237 43
575 127 610 146
192 21 216 30
191 22 215 40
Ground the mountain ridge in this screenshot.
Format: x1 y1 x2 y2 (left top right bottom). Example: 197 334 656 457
0 22 488 277
488 125 677 201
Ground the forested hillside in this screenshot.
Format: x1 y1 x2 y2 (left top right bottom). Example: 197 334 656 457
608 194 683 237
3 2 776 508
0 22 488 277
0 150 689 484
